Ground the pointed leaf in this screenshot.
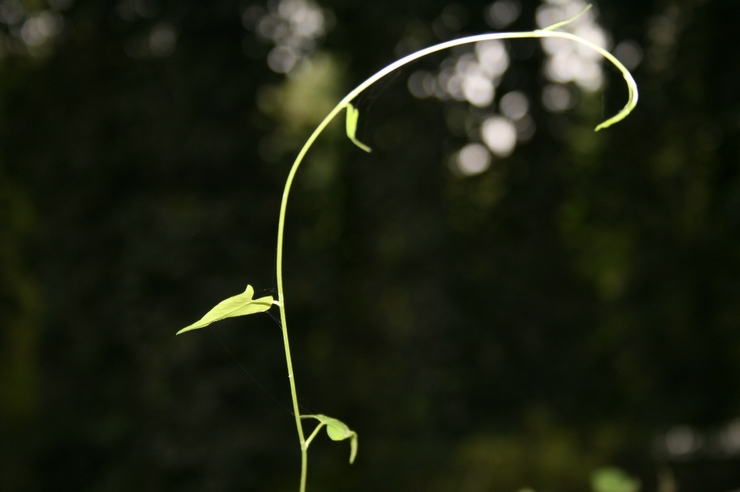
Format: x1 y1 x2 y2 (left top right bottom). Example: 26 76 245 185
176 285 274 335
345 103 372 153
303 414 358 463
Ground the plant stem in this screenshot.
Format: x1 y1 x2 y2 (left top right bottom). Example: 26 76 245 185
275 93 347 492
273 19 637 492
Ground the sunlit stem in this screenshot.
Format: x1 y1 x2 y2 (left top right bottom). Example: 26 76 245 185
273 9 638 492
304 421 326 447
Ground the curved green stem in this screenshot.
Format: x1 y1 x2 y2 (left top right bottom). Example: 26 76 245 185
273 17 638 492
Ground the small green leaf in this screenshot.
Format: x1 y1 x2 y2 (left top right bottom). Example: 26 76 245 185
345 103 372 153
303 414 358 464
176 285 274 335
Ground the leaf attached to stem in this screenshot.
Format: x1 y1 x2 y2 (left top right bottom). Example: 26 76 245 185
176 285 274 335
345 103 372 153
302 414 358 464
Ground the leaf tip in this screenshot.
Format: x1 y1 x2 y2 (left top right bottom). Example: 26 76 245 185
349 433 358 464
176 322 202 336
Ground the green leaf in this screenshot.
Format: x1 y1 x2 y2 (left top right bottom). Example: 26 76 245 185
176 285 274 335
303 414 358 464
345 103 371 153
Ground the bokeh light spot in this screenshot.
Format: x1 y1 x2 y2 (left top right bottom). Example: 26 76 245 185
542 84 576 112
247 0 330 74
0 0 24 25
482 116 517 157
614 39 643 70
484 0 521 29
665 426 700 456
456 143 491 176
476 39 509 77
149 22 176 57
500 91 529 120
720 419 740 454
268 45 299 73
20 10 63 47
462 72 494 107
407 70 436 99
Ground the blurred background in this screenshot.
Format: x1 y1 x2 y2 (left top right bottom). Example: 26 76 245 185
1 0 739 491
